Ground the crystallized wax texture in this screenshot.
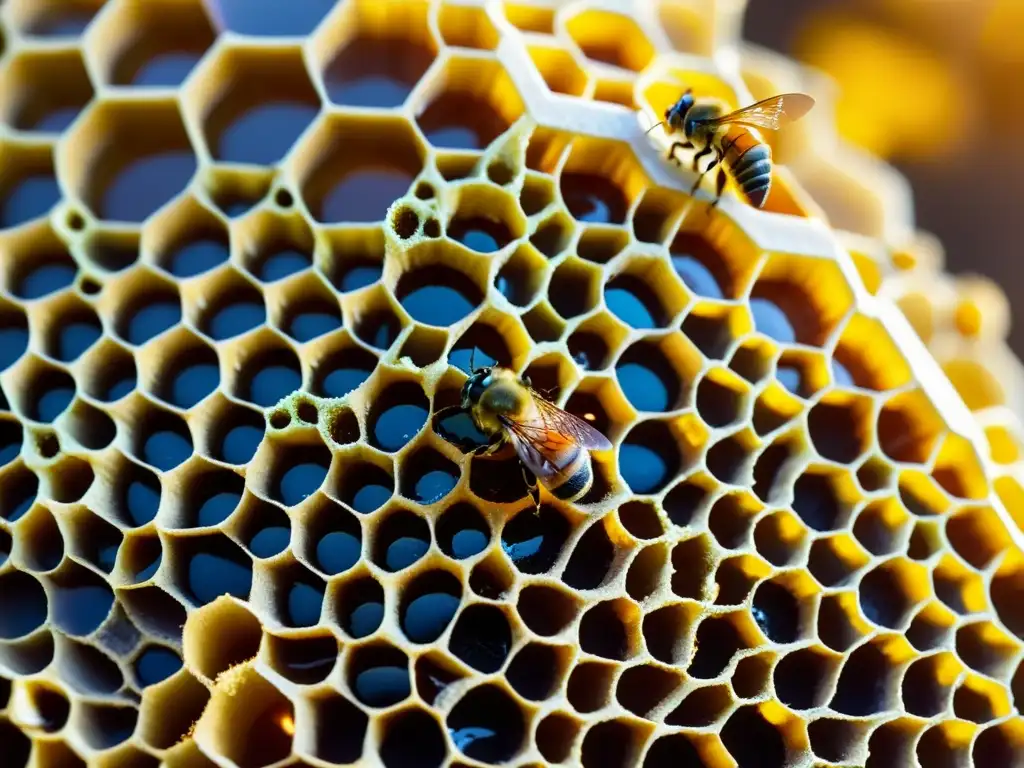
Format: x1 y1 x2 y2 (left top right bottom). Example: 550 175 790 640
1 1 1023 767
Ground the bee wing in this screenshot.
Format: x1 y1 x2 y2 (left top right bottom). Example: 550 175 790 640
500 394 613 470
697 93 815 132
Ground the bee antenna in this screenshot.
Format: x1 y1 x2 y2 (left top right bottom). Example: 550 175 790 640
644 120 666 136
469 347 476 373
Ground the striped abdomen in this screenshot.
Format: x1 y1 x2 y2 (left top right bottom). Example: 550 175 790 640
543 443 594 502
720 125 773 208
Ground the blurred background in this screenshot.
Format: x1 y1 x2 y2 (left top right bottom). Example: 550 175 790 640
743 0 1024 357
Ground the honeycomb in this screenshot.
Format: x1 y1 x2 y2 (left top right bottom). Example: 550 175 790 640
1 1 1023 766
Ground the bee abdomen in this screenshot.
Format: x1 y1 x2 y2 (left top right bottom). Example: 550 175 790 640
722 128 773 208
729 145 772 208
550 456 593 502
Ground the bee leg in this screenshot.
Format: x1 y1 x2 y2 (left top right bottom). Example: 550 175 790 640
690 156 720 196
690 143 713 173
521 465 541 515
667 141 692 165
710 165 728 209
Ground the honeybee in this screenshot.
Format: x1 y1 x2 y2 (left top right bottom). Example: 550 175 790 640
455 364 613 509
646 88 815 208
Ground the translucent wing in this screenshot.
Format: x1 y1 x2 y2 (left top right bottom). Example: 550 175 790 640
697 93 815 131
500 393 612 475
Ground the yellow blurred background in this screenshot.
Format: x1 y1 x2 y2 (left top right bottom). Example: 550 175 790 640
744 0 1024 356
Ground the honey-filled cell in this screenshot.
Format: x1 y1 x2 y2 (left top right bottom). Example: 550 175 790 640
0 1 1019 766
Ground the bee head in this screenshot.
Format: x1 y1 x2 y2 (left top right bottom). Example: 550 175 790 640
461 367 492 408
665 88 694 131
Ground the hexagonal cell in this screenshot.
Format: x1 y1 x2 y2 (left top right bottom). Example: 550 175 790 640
86 0 215 87
565 9 655 72
141 328 220 410
32 292 101 365
59 99 198 222
185 45 320 165
528 44 589 97
392 261 483 333
0 49 93 133
604 257 688 330
413 56 524 150
313 0 437 108
295 114 424 223
749 253 855 347
547 258 601 320
877 389 944 465
167 531 253 606
272 273 344 344
145 195 229 279
447 683 526 763
0 140 62 230
438 3 499 49
592 77 636 109
127 402 194 472
560 138 646 225
319 227 384 295
7 0 103 36
1 229 78 302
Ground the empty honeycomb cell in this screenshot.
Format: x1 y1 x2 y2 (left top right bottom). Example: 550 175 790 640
448 195 522 255
447 683 525 763
0 141 62 229
346 642 411 708
189 268 266 342
565 9 655 72
48 559 117 637
146 197 228 279
0 49 93 133
0 571 48 640
448 603 513 673
128 404 193 472
265 632 337 687
379 706 447 768
399 568 462 644
263 559 326 629
577 227 630 266
470 553 518 600
560 140 646 226
133 643 182 688
372 508 432 573
295 114 424 224
853 499 911 556
666 682 734 728
579 718 648 768
75 701 140 751
272 277 344 345
307 339 376 400
310 0 435 108
327 452 393 513
295 691 368 765
954 674 1009 723
3 230 78 302
59 98 198 222
917 722 972 767
643 732 707 768
35 293 102 365
415 56 523 152
170 531 254 605
616 663 683 719
604 260 685 330
902 653 958 718
232 339 303 408
437 3 498 49
140 329 219 410
15 504 64 573
186 45 320 166
493 245 546 309
84 0 214 87
0 462 38 524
